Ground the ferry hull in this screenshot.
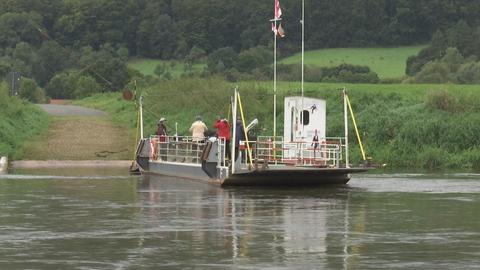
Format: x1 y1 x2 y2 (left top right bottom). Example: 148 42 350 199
145 161 211 182
141 160 368 186
223 169 355 186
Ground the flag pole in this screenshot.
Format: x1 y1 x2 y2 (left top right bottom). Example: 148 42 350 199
274 17 277 141
271 0 282 144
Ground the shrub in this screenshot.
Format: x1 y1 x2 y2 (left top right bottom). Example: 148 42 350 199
74 76 102 98
45 72 77 99
19 77 46 103
418 146 449 170
425 89 458 112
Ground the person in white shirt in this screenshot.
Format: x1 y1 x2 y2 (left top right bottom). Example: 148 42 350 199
190 116 208 142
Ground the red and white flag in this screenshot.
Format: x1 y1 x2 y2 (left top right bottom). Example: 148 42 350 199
275 0 282 19
271 22 278 35
277 23 285 37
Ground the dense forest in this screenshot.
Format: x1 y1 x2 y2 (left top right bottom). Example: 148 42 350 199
2 0 480 99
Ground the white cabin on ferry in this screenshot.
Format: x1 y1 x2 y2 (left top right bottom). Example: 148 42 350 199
283 96 326 142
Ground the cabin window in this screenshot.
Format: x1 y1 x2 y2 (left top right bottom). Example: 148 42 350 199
301 110 310 125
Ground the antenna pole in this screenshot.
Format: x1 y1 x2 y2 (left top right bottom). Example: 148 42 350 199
301 0 305 138
343 88 349 168
139 96 144 139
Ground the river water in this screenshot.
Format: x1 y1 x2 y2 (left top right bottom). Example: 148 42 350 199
1 169 479 269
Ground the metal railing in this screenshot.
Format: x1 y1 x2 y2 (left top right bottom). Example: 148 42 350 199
150 135 229 168
239 136 344 168
150 135 344 169
149 135 205 164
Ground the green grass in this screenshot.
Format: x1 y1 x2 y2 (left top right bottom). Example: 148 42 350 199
0 83 50 159
281 46 426 79
128 58 205 77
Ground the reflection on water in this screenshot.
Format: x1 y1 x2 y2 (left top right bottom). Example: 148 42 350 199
1 170 480 269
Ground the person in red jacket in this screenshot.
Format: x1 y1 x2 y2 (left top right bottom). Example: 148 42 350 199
214 115 231 160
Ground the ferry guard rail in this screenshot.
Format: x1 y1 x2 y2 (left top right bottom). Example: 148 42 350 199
239 136 346 168
149 135 346 169
149 135 227 164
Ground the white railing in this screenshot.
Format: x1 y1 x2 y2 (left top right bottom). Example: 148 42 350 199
240 137 344 168
149 135 228 168
150 135 205 164
149 135 344 169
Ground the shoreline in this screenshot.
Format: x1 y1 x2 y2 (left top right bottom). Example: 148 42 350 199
11 160 133 169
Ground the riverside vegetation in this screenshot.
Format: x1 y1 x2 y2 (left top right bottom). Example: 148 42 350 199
0 83 49 158
75 77 480 171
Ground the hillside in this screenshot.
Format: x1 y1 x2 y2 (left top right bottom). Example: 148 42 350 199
281 46 426 79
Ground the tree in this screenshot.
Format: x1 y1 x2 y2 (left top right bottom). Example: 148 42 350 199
137 14 178 59
74 75 102 98
77 45 130 91
19 77 45 103
185 46 206 65
207 47 237 73
45 72 76 99
235 46 271 73
33 41 71 86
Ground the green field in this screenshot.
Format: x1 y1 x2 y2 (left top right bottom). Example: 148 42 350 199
128 58 205 76
281 46 426 79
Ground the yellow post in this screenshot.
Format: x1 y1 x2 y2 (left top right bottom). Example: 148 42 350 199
346 95 367 161
237 92 254 169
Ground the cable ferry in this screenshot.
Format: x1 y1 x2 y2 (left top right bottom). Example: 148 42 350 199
133 89 372 186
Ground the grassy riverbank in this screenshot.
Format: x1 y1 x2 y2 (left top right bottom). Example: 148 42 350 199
0 84 50 159
75 78 480 170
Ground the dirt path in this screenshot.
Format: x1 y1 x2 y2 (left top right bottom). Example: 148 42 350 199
22 105 134 161
37 104 107 117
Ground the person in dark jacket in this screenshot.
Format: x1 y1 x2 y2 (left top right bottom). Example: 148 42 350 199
157 118 167 139
235 119 244 160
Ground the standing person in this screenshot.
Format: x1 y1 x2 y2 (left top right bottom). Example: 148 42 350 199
235 119 244 161
157 118 167 160
189 116 208 142
190 116 208 162
311 129 319 159
157 118 167 138
214 115 231 160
